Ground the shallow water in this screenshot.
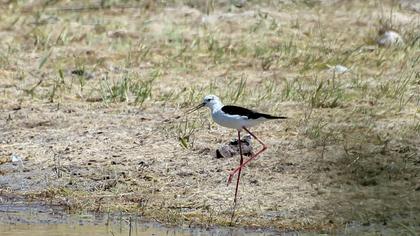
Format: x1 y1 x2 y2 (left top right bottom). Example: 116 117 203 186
0 202 287 236
1 224 185 236
1 224 282 236
1 201 414 235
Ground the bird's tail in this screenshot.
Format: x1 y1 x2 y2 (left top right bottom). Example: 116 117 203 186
260 114 288 119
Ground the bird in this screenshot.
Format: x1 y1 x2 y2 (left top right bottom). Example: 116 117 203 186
189 94 287 204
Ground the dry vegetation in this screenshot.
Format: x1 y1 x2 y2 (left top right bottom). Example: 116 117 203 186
0 0 419 234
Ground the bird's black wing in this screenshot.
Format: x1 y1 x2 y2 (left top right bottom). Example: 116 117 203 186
221 105 287 120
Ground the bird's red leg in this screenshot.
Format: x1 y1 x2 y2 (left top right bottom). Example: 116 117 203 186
228 127 267 184
233 130 243 204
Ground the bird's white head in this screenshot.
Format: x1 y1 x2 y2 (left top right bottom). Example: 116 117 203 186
189 94 223 113
202 95 221 109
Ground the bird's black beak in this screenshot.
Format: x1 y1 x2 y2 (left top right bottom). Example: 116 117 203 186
188 103 205 113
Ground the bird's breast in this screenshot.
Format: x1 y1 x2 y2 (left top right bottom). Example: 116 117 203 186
212 111 245 130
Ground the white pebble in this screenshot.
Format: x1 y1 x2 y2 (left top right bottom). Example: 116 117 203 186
377 31 404 47
327 64 350 74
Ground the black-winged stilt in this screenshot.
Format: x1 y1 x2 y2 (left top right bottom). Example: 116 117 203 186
190 95 287 203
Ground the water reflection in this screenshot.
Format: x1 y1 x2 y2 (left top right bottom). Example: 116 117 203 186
0 203 285 236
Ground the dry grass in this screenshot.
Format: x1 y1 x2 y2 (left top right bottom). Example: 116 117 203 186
0 0 419 234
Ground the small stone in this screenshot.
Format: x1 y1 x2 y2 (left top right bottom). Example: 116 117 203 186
250 179 258 185
377 31 404 47
71 69 94 80
327 64 350 74
232 0 246 8
215 135 253 158
107 30 138 39
11 154 22 163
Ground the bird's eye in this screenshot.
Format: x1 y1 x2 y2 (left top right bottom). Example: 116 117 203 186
206 99 211 102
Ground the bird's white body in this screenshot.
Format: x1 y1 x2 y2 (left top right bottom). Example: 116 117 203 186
204 95 268 130
212 109 267 130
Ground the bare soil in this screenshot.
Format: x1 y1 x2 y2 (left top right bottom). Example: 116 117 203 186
0 0 419 234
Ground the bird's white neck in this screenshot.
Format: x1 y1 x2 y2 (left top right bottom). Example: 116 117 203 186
208 100 224 113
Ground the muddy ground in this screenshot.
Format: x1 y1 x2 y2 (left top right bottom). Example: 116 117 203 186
0 0 419 234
